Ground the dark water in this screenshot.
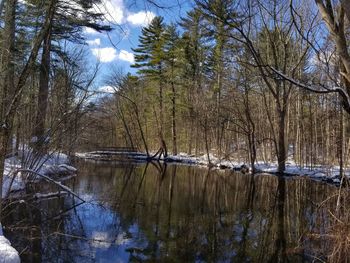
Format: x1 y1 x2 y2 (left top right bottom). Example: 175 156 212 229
2 161 338 262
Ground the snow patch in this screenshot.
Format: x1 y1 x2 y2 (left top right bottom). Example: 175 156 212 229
91 231 111 249
3 150 77 198
0 225 20 263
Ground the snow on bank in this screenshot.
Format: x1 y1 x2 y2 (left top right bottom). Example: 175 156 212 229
36 152 76 175
76 151 348 184
169 154 350 183
2 157 25 198
3 151 77 198
0 225 20 263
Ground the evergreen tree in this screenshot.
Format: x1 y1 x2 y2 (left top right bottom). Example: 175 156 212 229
164 24 180 155
199 0 237 156
180 8 208 154
132 16 168 157
23 0 111 151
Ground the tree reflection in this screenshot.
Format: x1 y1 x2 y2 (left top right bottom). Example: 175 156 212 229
235 173 255 261
2 162 338 262
268 177 287 263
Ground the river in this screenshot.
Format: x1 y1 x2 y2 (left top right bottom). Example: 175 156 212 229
2 160 338 262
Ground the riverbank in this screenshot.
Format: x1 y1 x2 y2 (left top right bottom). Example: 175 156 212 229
75 151 347 185
1 150 78 261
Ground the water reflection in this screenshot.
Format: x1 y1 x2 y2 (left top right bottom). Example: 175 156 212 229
3 161 337 262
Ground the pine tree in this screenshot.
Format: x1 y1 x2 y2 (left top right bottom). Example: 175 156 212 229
26 0 111 151
164 24 179 155
199 0 236 156
132 16 168 157
180 8 207 154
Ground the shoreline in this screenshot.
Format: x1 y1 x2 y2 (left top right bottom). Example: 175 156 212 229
75 151 347 186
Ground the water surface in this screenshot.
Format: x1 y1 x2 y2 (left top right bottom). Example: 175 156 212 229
3 161 337 262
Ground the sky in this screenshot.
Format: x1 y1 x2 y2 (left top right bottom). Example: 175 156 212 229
81 0 193 92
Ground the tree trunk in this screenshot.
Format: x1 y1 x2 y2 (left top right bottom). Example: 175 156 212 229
33 25 52 150
277 108 288 173
339 104 345 179
171 64 177 155
158 65 167 157
0 0 15 120
117 105 135 149
248 132 257 173
159 66 164 137
204 117 211 165
0 0 16 219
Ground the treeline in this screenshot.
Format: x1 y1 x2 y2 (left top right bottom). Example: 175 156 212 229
86 0 350 173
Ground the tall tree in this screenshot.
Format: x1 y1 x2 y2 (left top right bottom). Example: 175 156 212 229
180 8 207 154
0 0 17 217
0 0 57 219
132 16 168 157
30 0 111 151
164 24 179 155
201 0 233 156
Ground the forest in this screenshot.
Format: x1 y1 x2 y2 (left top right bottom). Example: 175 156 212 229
1 0 350 262
84 0 350 175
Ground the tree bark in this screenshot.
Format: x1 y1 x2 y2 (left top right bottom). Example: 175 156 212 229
340 0 350 22
0 0 16 218
171 66 177 155
33 24 52 150
277 107 289 173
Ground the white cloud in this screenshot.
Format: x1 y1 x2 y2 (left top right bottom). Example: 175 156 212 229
94 0 124 24
91 47 117 63
91 47 134 64
84 27 99 35
118 50 134 63
126 11 155 27
98 85 116 93
87 38 101 46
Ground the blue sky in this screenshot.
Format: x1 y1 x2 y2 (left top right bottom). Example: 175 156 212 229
82 0 193 92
